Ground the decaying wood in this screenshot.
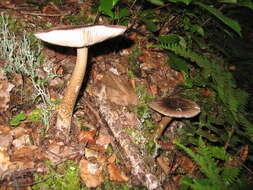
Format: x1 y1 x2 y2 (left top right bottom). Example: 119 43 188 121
92 72 160 190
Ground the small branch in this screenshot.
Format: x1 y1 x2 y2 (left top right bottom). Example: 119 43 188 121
20 11 71 17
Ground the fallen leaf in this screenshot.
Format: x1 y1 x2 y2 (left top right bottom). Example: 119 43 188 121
98 72 138 106
226 145 248 167
79 159 104 188
0 126 11 134
10 125 30 138
78 131 96 144
46 142 75 163
149 83 158 96
0 134 13 150
11 146 38 162
12 73 23 87
12 134 31 148
96 133 113 149
0 149 12 178
108 163 129 182
108 154 117 164
49 77 64 88
0 71 15 111
157 155 170 174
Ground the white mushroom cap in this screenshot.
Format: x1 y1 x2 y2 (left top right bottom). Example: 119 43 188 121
149 96 200 118
35 25 127 48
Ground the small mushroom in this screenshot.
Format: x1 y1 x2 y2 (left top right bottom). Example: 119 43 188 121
35 25 126 140
149 96 200 140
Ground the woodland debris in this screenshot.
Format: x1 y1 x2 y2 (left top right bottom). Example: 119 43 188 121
79 158 104 188
94 71 159 189
0 70 14 111
108 163 129 182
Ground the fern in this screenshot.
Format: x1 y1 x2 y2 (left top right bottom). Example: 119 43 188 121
176 139 240 190
151 42 253 142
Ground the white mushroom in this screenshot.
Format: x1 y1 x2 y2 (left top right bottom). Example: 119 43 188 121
35 25 126 141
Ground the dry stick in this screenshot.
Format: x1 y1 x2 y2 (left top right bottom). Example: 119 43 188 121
20 11 71 17
82 98 125 161
97 100 160 189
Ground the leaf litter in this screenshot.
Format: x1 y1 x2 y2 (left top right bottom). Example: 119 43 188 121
0 1 249 189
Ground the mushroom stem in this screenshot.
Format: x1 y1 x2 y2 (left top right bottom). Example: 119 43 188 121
153 116 172 140
56 47 88 140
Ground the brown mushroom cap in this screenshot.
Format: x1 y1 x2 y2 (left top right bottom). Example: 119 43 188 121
34 24 127 48
149 96 200 118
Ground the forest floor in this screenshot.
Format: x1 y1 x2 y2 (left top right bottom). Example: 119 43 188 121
0 0 252 190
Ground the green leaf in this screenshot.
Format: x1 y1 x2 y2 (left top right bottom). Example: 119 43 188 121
194 2 242 36
238 0 253 9
191 24 205 36
99 0 114 11
218 0 253 9
99 0 120 18
147 0 164 6
10 113 27 126
169 0 193 5
28 109 42 122
112 0 120 7
157 34 181 44
218 0 237 3
114 8 131 19
142 18 158 32
167 52 189 73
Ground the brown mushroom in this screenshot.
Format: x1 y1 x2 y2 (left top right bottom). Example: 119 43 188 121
35 25 126 141
149 96 200 139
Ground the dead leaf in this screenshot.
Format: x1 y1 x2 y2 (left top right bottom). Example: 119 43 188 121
226 145 248 167
49 77 64 88
13 73 23 87
149 83 158 96
97 72 138 106
108 163 129 182
0 71 15 111
11 146 38 162
46 142 75 163
0 149 12 178
178 155 196 175
12 134 31 148
157 155 170 174
0 134 13 150
108 154 117 164
96 133 113 149
10 126 30 138
79 159 104 188
78 131 96 144
0 126 10 135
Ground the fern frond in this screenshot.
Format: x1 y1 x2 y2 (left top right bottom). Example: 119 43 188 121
175 139 221 185
152 42 253 143
222 165 240 185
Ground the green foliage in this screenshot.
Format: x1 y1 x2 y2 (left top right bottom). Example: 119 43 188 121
127 45 141 79
134 85 155 124
9 109 46 126
151 41 253 146
176 138 241 190
194 2 242 36
33 161 83 190
61 11 93 25
98 0 130 22
10 113 27 126
0 13 55 129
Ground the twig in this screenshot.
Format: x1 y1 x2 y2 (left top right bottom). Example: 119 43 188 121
1 174 57 187
20 11 71 17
